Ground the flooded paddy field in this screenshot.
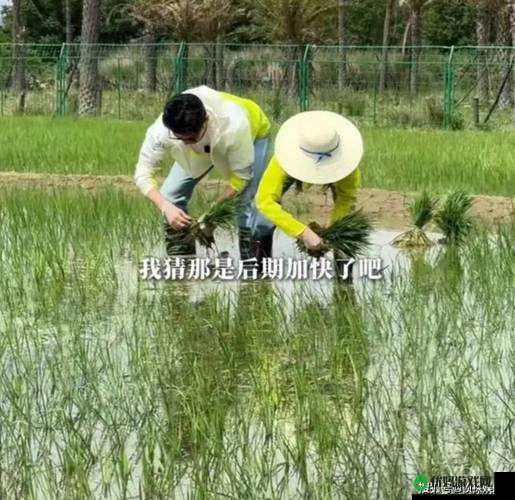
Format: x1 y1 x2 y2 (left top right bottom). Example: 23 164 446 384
0 187 513 498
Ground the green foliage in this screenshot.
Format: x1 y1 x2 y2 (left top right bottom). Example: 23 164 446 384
0 186 513 496
434 190 474 244
425 96 444 127
297 209 374 258
189 194 241 247
392 191 437 249
410 191 437 229
424 0 476 46
1 117 514 198
248 0 336 44
342 93 368 117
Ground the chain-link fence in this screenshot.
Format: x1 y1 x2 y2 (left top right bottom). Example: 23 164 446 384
1 43 514 129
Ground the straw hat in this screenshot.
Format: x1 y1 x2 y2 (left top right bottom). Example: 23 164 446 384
275 110 363 184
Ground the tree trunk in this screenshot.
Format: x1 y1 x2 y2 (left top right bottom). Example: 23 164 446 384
338 0 347 90
143 28 157 93
409 6 421 96
379 0 395 92
78 0 101 116
65 0 74 44
476 0 491 104
511 1 515 115
215 34 225 90
203 44 217 88
497 3 513 109
392 0 399 36
12 0 26 113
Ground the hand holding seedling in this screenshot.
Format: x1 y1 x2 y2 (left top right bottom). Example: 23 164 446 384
300 226 326 253
296 210 373 259
161 200 192 230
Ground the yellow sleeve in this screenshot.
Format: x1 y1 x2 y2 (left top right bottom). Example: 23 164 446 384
219 91 271 140
229 172 247 192
256 155 307 238
330 168 361 223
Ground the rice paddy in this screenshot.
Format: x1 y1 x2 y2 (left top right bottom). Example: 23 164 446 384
0 186 513 497
0 105 514 498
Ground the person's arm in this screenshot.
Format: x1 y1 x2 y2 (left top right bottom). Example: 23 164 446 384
256 156 324 251
329 168 361 223
134 118 191 229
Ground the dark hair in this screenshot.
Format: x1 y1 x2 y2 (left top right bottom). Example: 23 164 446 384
162 93 207 135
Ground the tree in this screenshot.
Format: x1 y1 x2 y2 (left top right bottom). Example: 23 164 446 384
337 0 349 90
250 0 334 94
476 0 491 104
511 1 515 115
511 1 515 45
496 0 513 109
78 0 101 115
125 1 239 91
65 0 74 44
423 0 475 46
251 0 334 44
379 0 397 92
12 0 26 112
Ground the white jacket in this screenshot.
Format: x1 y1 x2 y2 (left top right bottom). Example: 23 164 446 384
134 85 255 195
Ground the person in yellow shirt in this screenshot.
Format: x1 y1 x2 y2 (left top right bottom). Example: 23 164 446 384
256 110 363 264
134 86 274 262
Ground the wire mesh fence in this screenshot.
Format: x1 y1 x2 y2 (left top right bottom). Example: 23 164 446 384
0 43 514 129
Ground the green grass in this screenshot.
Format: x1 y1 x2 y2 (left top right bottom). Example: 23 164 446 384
1 116 514 197
0 187 513 497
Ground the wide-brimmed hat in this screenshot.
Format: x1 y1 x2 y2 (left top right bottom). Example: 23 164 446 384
275 111 363 184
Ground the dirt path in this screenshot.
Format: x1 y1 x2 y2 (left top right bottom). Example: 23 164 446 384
1 171 513 229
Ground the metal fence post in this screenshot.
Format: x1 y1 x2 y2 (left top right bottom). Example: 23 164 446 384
443 45 455 129
299 44 313 112
174 42 188 94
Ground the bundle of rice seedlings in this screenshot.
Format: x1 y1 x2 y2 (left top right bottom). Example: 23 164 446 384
392 191 437 249
187 194 241 248
296 209 374 258
434 190 474 245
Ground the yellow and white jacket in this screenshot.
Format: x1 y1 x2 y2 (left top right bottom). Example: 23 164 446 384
134 85 270 195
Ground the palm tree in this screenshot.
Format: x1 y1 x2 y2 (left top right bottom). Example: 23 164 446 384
78 0 102 115
251 0 334 95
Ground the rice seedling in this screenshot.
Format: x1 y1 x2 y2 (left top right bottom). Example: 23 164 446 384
187 193 241 248
392 191 437 249
296 209 374 258
434 190 474 245
0 187 512 498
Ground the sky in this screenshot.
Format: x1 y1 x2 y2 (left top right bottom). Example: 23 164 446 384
0 0 9 28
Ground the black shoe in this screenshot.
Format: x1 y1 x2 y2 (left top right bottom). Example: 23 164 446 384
252 231 274 278
238 227 253 262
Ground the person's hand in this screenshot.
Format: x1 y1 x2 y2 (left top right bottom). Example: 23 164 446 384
216 185 238 203
161 200 192 230
300 226 324 252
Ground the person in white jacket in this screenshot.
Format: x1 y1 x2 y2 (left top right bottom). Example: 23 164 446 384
134 85 274 264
